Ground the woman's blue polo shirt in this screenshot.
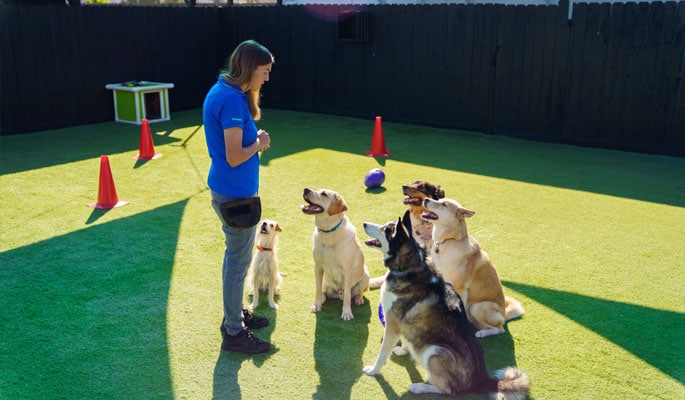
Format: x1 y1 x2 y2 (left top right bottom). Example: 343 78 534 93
202 77 259 197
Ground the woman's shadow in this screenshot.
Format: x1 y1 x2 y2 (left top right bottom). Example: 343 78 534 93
211 308 279 400
312 298 371 400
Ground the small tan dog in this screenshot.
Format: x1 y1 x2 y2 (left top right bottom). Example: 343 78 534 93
301 188 369 320
422 198 524 338
247 219 283 310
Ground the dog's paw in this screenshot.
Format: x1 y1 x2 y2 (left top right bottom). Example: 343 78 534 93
475 327 504 338
409 383 440 395
310 303 322 313
354 294 365 306
392 345 408 356
249 302 258 310
341 310 354 320
269 302 279 309
362 365 379 376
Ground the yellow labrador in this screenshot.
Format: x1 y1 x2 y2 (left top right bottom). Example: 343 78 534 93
422 198 525 338
301 188 369 320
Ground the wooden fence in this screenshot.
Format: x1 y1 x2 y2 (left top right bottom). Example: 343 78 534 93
1 1 683 155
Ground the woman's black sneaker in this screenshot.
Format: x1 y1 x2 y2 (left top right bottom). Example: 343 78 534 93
220 311 268 339
221 328 270 354
242 308 269 329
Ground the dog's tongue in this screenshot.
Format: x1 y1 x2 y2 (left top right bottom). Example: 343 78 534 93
301 204 324 214
421 211 438 220
402 197 422 205
364 238 381 247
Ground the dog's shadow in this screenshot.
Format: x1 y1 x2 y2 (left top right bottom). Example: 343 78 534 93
312 298 371 400
211 309 279 399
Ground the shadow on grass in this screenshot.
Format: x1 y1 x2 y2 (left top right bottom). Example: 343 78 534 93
0 200 187 398
313 297 371 400
258 110 685 208
503 281 685 384
4 109 683 207
85 206 118 225
0 117 185 175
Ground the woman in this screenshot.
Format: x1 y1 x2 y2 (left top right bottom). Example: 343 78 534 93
202 40 274 354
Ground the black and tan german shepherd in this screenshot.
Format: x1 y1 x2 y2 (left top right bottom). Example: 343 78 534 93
362 211 529 399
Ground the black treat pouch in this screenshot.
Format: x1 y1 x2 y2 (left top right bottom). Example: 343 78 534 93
219 197 261 228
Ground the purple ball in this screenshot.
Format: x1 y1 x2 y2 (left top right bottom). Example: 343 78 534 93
365 168 385 188
378 302 385 326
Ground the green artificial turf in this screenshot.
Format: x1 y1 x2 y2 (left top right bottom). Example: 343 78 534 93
1 108 684 399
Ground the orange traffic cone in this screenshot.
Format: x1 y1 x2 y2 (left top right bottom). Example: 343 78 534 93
135 118 162 160
87 155 128 209
366 116 391 157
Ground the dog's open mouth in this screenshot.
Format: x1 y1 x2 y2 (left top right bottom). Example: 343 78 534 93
421 211 439 220
259 227 269 234
364 238 381 248
301 198 324 214
402 196 423 206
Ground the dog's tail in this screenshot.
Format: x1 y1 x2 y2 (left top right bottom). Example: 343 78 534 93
489 367 530 400
368 274 386 290
504 296 525 321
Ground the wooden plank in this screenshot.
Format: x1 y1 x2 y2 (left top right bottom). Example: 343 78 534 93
597 0 624 140
563 2 588 140
548 0 571 139
654 1 679 146
492 4 512 134
528 5 551 137
633 2 662 144
450 4 471 127
574 3 604 143
1 5 27 132
674 1 685 146
612 2 649 147
23 5 53 131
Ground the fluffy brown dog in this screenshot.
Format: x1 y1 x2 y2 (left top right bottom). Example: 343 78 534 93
301 188 369 320
423 197 525 338
247 219 283 310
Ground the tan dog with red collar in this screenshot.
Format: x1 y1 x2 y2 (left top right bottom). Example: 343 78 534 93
248 219 283 310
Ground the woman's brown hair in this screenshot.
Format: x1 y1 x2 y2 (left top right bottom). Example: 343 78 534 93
220 40 274 121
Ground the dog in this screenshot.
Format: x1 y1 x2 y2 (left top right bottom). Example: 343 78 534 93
422 197 525 338
301 188 369 320
369 180 446 291
402 180 445 250
247 219 283 310
362 211 529 398
368 180 445 290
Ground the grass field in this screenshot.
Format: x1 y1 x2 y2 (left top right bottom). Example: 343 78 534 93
1 108 684 399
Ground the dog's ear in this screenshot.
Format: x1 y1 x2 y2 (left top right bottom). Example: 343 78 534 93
458 207 475 218
401 210 413 232
434 185 445 199
328 194 348 215
275 223 283 232
394 216 407 240
394 212 411 241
